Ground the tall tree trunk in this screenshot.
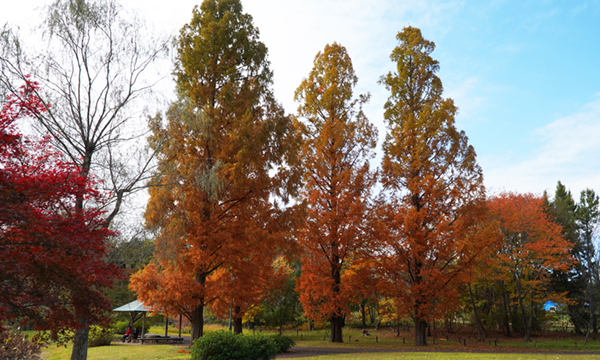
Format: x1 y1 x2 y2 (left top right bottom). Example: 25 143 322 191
71 157 92 360
415 318 427 346
444 315 453 334
191 303 204 340
567 304 583 335
516 281 531 342
330 314 344 343
233 306 243 334
468 283 486 340
585 311 593 344
499 281 511 337
330 258 343 343
279 302 283 336
191 273 206 340
360 301 367 328
70 325 89 360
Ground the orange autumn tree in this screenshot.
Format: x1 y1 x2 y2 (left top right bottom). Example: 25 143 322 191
294 43 378 343
130 0 300 340
377 27 488 346
486 192 572 342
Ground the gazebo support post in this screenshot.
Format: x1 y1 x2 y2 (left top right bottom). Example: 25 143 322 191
142 312 146 340
130 311 135 327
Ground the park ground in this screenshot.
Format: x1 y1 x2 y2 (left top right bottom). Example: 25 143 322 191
39 324 600 360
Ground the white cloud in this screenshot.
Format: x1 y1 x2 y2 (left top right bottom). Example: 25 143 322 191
484 96 600 196
446 77 485 123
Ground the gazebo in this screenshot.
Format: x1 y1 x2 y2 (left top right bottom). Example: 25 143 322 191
113 300 184 341
113 300 151 338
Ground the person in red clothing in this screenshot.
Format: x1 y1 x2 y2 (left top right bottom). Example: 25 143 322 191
121 325 132 342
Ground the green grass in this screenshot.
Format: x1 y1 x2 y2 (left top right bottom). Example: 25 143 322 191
296 354 600 360
144 323 225 336
38 325 600 360
42 343 191 360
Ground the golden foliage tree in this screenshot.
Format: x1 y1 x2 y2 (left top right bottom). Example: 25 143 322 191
130 0 300 340
294 43 378 343
378 27 487 346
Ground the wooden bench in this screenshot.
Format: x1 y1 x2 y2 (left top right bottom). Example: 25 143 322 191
140 336 184 344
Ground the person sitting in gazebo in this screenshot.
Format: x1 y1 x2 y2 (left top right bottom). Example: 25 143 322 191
121 326 132 342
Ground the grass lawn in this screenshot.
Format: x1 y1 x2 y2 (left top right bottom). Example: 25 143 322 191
295 354 600 360
271 326 600 352
42 343 192 360
41 345 600 360
39 325 600 360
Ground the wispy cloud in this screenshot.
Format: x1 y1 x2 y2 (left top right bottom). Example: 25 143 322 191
484 96 600 195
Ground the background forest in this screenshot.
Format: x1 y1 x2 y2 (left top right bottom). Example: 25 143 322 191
1 0 600 359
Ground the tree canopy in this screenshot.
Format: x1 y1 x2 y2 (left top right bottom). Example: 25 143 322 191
377 26 488 346
131 0 300 340
0 79 120 343
294 42 378 343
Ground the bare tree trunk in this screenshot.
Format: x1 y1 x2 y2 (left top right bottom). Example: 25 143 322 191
191 303 204 341
567 305 583 335
330 257 343 343
330 314 344 343
468 283 486 340
415 319 427 346
500 281 511 337
585 312 593 344
233 306 243 335
360 301 367 328
516 281 531 342
70 325 89 360
279 303 283 336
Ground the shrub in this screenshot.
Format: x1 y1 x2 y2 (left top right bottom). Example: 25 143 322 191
270 335 295 353
0 327 41 360
245 333 278 360
191 330 277 360
88 326 114 347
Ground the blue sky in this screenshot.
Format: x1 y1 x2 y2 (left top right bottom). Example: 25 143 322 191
3 0 600 198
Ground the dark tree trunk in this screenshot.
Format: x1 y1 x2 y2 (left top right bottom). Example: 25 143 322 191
444 315 454 334
191 273 206 341
279 303 283 336
500 281 511 337
233 306 243 334
415 319 427 346
70 325 89 360
567 304 583 335
330 256 343 343
468 283 487 340
191 303 204 340
369 304 377 325
516 281 531 342
585 311 593 344
360 301 367 328
330 314 344 343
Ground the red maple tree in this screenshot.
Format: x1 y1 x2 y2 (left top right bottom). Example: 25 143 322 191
0 79 120 340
